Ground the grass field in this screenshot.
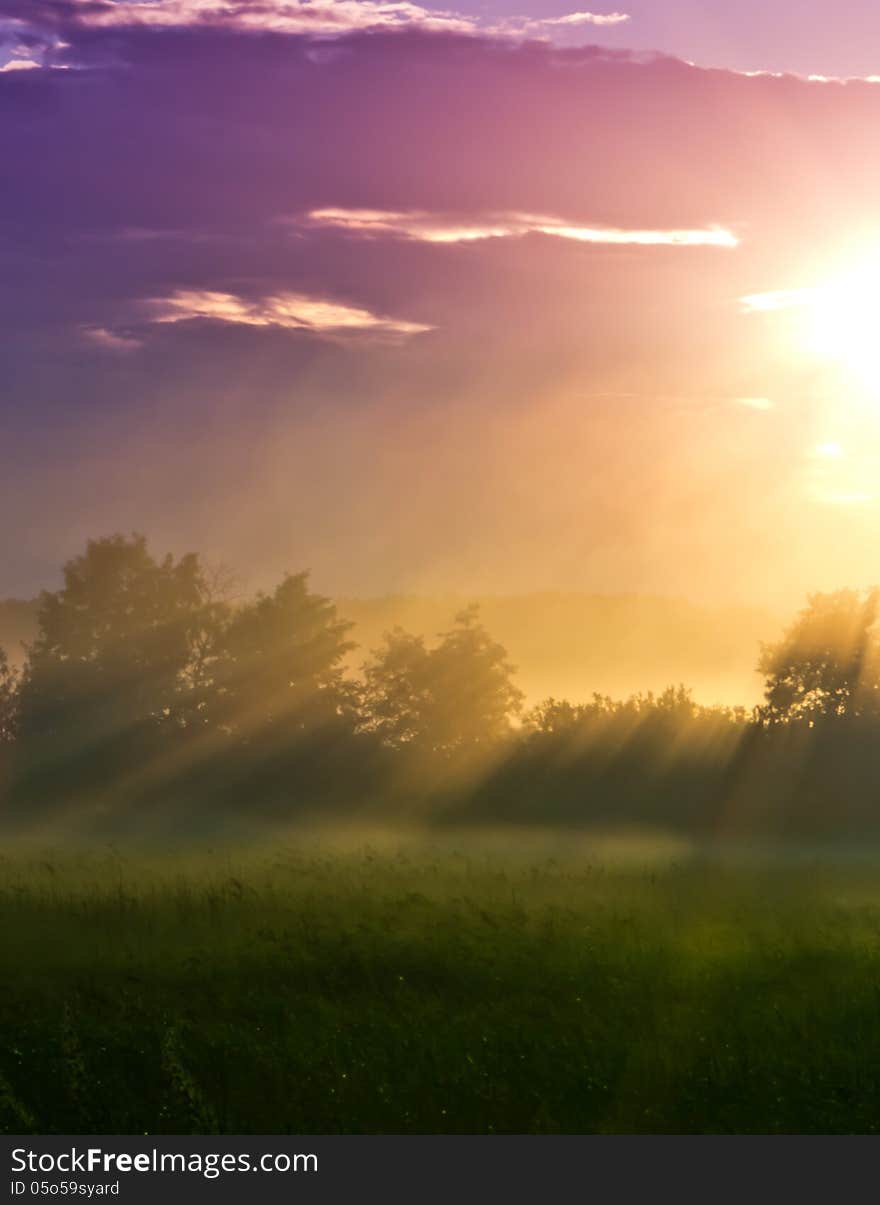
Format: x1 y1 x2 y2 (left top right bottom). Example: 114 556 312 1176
4 830 880 1134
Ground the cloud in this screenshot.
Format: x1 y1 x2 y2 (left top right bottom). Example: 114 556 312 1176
143 288 432 336
81 325 143 351
530 11 630 27
0 57 39 70
735 397 774 410
0 1 634 44
305 208 739 247
0 0 477 38
739 288 817 312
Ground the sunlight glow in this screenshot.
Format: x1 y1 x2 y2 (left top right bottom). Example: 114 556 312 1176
741 253 880 393
817 490 874 506
813 441 844 459
739 288 817 313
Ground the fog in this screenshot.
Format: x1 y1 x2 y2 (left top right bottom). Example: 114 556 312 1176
1 589 774 707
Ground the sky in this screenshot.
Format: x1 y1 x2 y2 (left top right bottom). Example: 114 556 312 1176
4 0 880 605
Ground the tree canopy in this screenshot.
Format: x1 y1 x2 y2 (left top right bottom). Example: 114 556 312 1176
361 606 524 754
0 648 17 744
209 572 356 741
16 534 210 747
757 589 880 723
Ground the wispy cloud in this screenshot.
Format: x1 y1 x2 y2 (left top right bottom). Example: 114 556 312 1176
143 289 432 337
735 396 774 410
525 10 630 27
739 287 817 312
305 208 739 248
0 57 40 71
81 325 142 351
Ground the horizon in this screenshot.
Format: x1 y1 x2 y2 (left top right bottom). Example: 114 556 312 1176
1 559 786 707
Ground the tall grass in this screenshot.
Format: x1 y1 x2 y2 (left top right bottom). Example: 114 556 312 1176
4 834 880 1133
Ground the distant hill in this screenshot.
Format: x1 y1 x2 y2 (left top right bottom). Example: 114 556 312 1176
0 592 778 707
336 593 778 708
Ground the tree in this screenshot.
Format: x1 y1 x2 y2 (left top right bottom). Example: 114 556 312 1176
757 588 880 723
523 687 746 744
360 606 523 754
359 627 434 748
17 534 211 751
176 561 239 732
209 572 356 741
0 647 18 743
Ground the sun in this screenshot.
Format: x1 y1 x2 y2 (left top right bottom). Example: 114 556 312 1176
741 256 880 506
742 252 880 396
803 256 880 392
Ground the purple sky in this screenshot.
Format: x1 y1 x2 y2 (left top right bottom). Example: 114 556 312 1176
4 2 880 604
471 0 880 78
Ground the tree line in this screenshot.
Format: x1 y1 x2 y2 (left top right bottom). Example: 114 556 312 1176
2 534 880 836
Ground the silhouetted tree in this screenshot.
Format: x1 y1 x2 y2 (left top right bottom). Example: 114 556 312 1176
0 648 18 743
361 606 523 754
526 685 750 732
526 686 709 734
175 562 240 732
758 589 880 723
16 534 211 763
209 572 356 741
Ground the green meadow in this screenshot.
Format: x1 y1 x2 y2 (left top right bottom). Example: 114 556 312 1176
4 833 880 1135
